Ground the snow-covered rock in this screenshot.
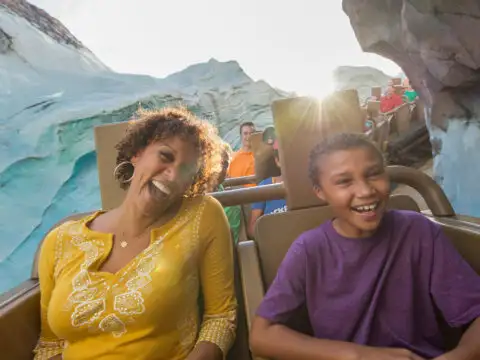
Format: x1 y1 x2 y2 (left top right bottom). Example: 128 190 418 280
0 0 292 292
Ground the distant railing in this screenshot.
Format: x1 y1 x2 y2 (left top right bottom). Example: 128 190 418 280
223 175 257 187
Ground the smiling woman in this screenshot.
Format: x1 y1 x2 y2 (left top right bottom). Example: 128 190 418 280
114 107 223 196
33 107 236 360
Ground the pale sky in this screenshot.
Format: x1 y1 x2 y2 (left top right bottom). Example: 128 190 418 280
30 0 401 97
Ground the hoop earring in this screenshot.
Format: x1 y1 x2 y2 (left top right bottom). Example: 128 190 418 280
113 161 134 183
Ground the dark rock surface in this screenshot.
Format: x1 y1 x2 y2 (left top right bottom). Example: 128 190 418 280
343 0 480 216
0 27 12 53
343 0 480 129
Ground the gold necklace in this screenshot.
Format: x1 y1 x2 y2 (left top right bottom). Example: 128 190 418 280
117 223 164 249
117 204 183 249
118 231 142 249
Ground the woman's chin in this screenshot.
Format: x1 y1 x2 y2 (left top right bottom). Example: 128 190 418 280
136 185 167 209
137 197 169 217
147 182 169 200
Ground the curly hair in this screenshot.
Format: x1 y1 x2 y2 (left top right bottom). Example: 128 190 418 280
308 132 384 188
220 141 233 173
114 106 223 197
203 140 233 192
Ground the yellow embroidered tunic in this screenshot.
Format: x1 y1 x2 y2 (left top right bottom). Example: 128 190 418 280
33 196 237 360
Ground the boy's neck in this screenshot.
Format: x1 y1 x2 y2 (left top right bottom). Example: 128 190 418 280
332 218 377 239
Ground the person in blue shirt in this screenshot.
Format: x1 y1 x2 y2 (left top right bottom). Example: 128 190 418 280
248 140 287 238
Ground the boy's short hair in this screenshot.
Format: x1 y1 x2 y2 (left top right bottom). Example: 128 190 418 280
308 133 384 188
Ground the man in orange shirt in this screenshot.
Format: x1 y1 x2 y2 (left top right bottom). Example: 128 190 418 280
227 122 256 184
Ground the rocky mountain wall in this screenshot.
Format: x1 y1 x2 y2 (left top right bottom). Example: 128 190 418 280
343 0 480 217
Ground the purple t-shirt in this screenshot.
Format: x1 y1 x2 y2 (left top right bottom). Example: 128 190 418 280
256 210 480 358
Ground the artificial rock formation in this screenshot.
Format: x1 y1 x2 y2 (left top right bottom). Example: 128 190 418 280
333 66 393 102
343 0 480 216
1 0 86 48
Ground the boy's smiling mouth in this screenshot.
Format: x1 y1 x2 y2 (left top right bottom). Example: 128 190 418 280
351 201 380 213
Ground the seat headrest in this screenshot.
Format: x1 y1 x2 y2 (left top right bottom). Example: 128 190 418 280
250 131 281 182
371 87 382 99
367 101 381 118
367 100 380 113
94 122 129 210
272 91 364 210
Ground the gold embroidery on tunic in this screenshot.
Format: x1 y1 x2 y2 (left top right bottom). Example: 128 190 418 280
57 203 200 338
71 299 106 327
99 314 126 338
114 291 145 315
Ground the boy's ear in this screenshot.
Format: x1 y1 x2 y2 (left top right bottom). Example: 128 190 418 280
313 185 326 202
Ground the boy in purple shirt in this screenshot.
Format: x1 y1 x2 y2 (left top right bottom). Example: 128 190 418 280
250 133 480 360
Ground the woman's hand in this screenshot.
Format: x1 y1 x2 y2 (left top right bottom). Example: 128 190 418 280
357 347 425 360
